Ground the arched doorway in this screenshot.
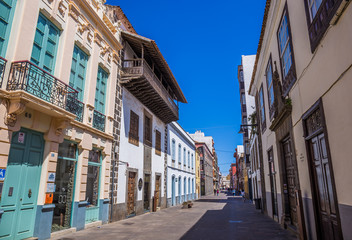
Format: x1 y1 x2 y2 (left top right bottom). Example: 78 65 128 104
171 175 175 206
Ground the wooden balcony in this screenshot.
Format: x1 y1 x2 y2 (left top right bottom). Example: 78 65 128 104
121 59 179 123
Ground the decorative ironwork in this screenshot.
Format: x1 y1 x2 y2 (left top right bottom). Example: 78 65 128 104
0 57 7 88
66 96 84 122
92 109 105 132
306 108 323 136
7 61 80 115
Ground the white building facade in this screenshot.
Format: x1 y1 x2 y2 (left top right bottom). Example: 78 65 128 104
167 122 196 206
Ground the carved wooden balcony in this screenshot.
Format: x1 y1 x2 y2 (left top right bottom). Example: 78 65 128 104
0 57 7 88
6 60 81 119
121 59 179 123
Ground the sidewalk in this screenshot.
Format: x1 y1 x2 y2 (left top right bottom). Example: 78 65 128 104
51 193 297 240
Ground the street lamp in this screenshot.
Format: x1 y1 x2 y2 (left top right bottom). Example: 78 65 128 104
238 124 258 134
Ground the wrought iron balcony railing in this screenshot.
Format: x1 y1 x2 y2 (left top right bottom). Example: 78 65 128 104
0 57 7 88
92 109 105 132
66 97 84 122
7 60 80 116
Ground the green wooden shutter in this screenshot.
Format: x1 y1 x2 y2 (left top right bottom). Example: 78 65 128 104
31 13 60 74
0 0 17 57
69 46 88 101
94 66 108 114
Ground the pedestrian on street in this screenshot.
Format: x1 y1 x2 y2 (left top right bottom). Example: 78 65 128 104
241 189 246 202
217 189 219 196
214 189 216 196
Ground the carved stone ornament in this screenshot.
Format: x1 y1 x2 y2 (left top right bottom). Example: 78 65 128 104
58 0 67 18
100 46 109 57
87 31 93 44
53 118 70 136
78 22 89 35
94 31 104 47
69 1 80 22
112 51 119 64
4 99 26 127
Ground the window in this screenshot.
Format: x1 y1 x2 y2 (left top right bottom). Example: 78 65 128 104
239 70 244 82
241 93 246 105
178 144 181 164
144 114 152 146
31 13 60 74
128 110 139 146
191 154 194 169
86 150 101 208
183 148 186 166
304 0 343 52
266 57 274 118
277 6 296 96
308 0 322 19
188 151 190 168
171 139 176 160
70 46 88 101
259 85 266 131
0 0 17 56
94 66 108 114
243 117 247 124
155 130 161 156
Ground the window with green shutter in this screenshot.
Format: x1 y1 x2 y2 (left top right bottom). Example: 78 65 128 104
0 0 17 57
94 66 108 114
31 13 60 74
69 46 88 101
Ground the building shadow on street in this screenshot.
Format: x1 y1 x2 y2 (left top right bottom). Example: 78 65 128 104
181 197 297 240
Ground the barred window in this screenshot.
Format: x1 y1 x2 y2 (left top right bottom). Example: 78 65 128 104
128 110 139 146
155 130 161 156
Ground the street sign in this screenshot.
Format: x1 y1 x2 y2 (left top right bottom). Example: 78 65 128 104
0 169 5 181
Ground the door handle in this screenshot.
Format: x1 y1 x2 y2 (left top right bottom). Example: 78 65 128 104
28 189 32 198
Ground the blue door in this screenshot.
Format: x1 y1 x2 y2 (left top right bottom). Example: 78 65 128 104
0 128 44 240
171 176 175 206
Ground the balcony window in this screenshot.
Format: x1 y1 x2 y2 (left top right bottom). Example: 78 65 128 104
188 151 190 168
277 5 296 96
144 114 152 147
178 144 182 165
31 13 60 74
183 148 186 166
0 0 17 57
308 0 323 19
70 46 88 102
94 66 108 114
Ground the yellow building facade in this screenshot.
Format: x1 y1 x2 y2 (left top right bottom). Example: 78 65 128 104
0 0 122 239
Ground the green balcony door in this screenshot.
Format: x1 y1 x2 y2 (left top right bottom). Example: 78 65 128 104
69 46 88 102
0 128 44 240
0 0 17 57
94 67 108 114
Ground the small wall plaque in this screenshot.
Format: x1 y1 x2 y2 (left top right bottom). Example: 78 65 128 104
47 172 56 182
138 178 143 191
46 183 55 193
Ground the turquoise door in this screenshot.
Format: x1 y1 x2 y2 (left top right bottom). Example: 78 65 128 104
85 150 101 224
171 176 175 206
0 128 44 240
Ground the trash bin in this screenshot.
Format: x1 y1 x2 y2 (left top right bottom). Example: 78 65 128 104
254 198 261 209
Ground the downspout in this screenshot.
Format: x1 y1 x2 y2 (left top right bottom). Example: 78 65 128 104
110 143 115 222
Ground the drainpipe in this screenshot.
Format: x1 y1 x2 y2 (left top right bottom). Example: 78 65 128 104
110 143 116 223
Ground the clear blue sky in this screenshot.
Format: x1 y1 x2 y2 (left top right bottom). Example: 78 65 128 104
106 0 266 175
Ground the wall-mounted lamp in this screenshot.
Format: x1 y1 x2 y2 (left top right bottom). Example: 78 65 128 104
238 124 258 134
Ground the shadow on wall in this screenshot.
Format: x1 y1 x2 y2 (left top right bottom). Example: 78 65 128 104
180 197 297 240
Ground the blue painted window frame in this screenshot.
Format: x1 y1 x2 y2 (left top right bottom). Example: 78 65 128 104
30 13 60 74
0 0 17 57
191 154 194 169
171 139 176 161
94 66 108 114
69 45 88 101
183 148 186 166
178 144 181 165
187 151 190 168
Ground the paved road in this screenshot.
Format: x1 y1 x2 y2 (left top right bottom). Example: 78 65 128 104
52 193 297 240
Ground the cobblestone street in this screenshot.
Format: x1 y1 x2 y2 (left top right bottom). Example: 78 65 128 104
52 193 297 240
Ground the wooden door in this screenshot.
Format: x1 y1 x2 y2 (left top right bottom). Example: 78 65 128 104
282 137 298 226
0 129 44 240
155 175 160 207
310 133 342 240
127 172 136 215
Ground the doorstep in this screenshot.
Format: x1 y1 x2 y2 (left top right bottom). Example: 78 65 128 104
85 221 102 230
50 227 77 238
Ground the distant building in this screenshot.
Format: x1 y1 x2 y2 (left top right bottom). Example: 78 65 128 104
167 122 196 207
193 142 213 196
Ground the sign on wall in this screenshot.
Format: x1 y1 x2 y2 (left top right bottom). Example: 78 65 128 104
47 172 56 182
0 169 5 181
138 178 143 191
18 132 25 143
46 183 55 193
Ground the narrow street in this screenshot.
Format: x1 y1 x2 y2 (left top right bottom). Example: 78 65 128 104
52 193 297 240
